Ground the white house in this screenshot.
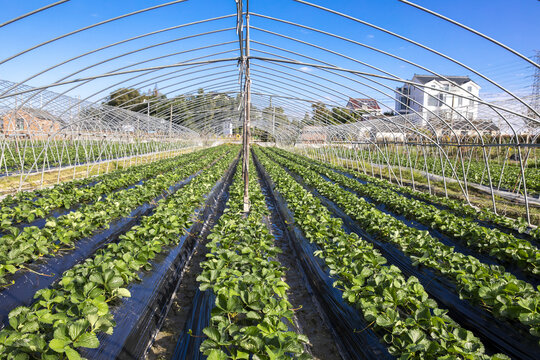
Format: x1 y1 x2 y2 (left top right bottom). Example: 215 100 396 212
222 120 233 136
395 75 481 127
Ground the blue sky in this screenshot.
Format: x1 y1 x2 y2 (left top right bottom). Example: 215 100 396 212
0 0 538 115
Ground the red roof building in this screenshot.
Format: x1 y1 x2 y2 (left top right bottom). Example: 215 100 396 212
346 98 382 115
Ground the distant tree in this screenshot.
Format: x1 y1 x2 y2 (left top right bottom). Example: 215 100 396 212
302 112 311 126
311 102 332 125
383 111 395 116
105 88 146 112
262 106 288 124
331 107 357 124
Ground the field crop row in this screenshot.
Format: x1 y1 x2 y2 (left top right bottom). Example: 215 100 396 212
273 148 540 277
196 157 310 359
0 146 230 287
0 150 204 233
254 147 501 359
262 147 540 345
336 148 540 194
0 148 238 359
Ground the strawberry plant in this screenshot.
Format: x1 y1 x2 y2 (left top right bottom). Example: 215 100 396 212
0 149 206 232
262 147 540 346
0 146 230 286
272 148 540 276
254 147 503 359
334 148 540 195
1 140 191 175
197 157 310 359
0 148 239 359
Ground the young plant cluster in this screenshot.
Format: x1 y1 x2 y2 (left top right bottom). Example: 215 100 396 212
196 157 310 359
0 146 229 286
339 148 540 195
254 147 500 359
264 147 540 343
0 148 238 360
273 148 540 277
348 165 538 240
0 150 203 232
1 141 181 173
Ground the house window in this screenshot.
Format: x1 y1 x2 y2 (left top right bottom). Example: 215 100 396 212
399 96 409 109
16 117 25 130
458 97 463 106
438 93 445 106
428 96 438 107
467 86 472 92
443 84 450 91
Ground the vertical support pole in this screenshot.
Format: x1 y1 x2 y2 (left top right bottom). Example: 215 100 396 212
270 96 275 142
242 0 251 213
516 143 531 224
169 103 173 138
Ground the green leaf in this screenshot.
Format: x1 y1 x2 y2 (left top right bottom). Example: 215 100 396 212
107 276 124 290
73 333 100 349
207 349 228 360
20 320 39 333
203 327 220 342
64 347 82 360
375 314 394 327
115 288 131 298
49 338 69 353
408 329 424 344
13 353 30 360
68 319 89 340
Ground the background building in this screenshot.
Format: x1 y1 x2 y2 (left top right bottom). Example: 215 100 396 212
346 98 382 117
395 75 481 126
2 108 61 140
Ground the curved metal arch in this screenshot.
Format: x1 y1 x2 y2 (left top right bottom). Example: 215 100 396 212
0 0 70 29
46 51 241 119
0 0 189 65
2 42 242 134
290 1 540 119
248 15 540 136
0 14 237 97
248 45 478 192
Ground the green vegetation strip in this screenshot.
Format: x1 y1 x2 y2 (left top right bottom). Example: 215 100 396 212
254 147 500 359
273 148 540 277
263 147 540 343
0 148 238 360
0 146 229 286
196 157 310 359
309 150 540 240
1 141 185 172
0 150 203 232
338 148 540 194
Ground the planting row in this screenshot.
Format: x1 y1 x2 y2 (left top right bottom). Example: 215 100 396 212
1 141 185 173
272 148 540 277
335 148 540 194
307 151 539 241
196 157 310 359
0 150 203 232
0 145 230 287
0 148 239 359
254 147 502 359
262 147 540 346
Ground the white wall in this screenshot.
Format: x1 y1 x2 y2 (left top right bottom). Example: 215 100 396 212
397 77 481 127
